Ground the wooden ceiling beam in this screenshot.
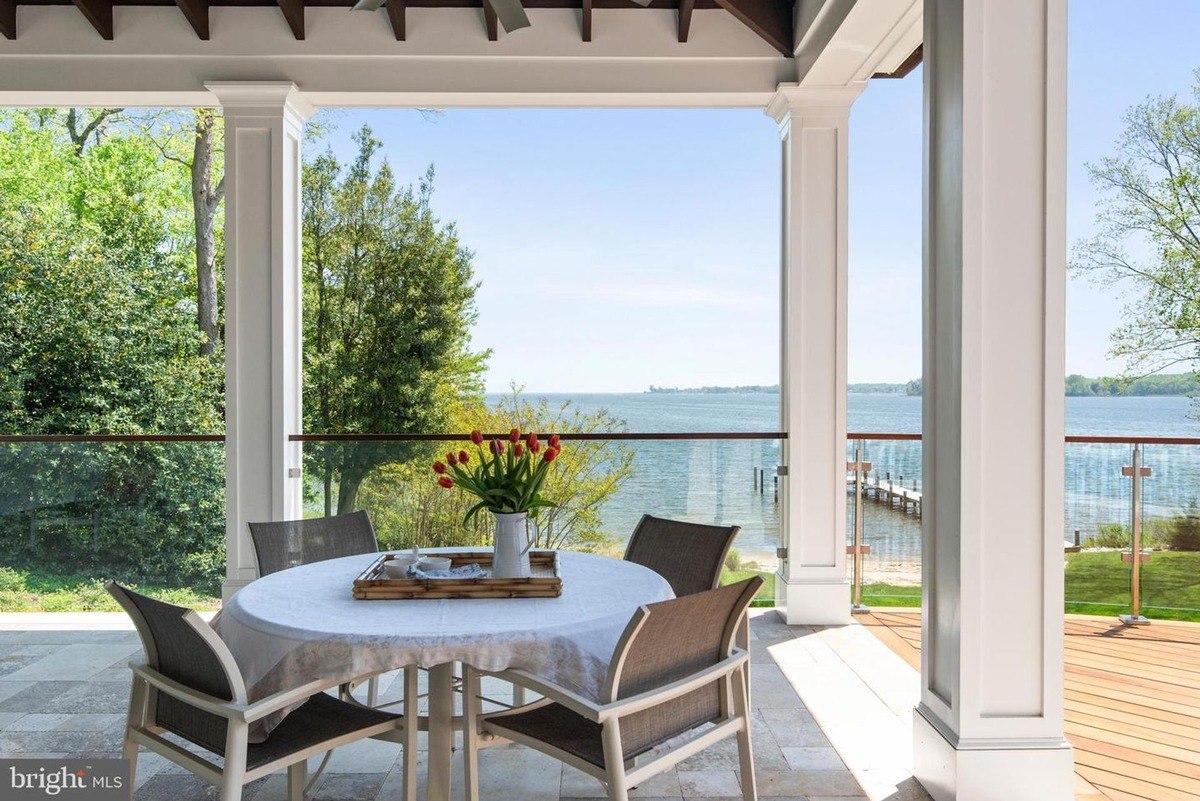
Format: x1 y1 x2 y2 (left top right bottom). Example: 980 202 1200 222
174 0 209 39
72 0 113 39
277 0 304 39
711 0 792 56
581 0 591 41
482 0 497 40
385 0 406 40
677 0 693 42
0 0 14 39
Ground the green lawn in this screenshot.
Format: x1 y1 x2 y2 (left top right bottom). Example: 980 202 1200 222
5 551 1198 620
1063 550 1200 622
722 568 777 606
855 551 1200 623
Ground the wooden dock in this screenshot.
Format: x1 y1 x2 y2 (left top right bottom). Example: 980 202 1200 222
847 473 922 517
859 609 1200 801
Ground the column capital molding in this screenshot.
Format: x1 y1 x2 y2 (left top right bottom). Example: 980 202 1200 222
765 83 865 125
204 81 316 125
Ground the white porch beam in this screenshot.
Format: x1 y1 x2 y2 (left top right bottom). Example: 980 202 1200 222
213 81 312 600
913 1 1072 799
769 83 862 626
794 0 921 87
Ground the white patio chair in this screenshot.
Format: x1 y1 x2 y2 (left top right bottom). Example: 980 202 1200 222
464 576 763 801
106 581 414 801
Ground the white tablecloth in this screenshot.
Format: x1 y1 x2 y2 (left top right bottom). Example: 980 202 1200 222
217 549 674 738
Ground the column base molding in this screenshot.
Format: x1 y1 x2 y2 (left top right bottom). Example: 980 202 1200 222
222 578 254 602
774 573 851 625
913 705 1074 801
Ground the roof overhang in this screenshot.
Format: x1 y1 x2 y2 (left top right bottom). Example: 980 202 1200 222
0 0 920 107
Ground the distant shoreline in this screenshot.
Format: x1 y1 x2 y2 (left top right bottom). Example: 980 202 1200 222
646 372 1200 398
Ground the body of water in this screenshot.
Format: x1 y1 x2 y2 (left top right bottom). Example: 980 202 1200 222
489 392 1200 572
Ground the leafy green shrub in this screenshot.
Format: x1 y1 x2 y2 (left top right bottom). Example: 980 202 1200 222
1088 523 1131 548
725 549 743 572
0 567 26 592
1168 511 1200 552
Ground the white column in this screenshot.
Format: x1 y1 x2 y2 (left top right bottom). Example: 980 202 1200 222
208 82 313 600
767 84 862 626
913 2 1073 799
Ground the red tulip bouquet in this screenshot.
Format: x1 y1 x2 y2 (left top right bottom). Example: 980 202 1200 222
432 428 562 525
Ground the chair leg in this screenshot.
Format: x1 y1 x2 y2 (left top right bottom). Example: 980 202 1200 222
402 665 419 801
220 721 248 801
122 678 145 786
600 720 629 801
287 761 307 801
462 667 481 801
367 675 379 708
737 612 752 711
733 669 756 801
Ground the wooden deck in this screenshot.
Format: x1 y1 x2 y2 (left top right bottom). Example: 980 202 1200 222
859 610 1200 801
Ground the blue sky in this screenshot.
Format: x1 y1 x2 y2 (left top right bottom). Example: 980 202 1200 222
319 0 1200 393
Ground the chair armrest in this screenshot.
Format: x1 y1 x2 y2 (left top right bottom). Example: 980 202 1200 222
131 663 344 724
130 663 245 720
593 649 749 721
491 670 608 722
240 677 346 723
492 648 749 724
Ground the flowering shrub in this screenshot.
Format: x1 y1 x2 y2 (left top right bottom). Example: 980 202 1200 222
433 428 562 523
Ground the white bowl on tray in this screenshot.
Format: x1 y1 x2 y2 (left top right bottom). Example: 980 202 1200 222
418 556 453 573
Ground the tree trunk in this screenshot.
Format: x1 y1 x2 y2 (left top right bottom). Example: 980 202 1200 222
324 471 333 518
65 108 122 155
192 111 223 358
337 471 364 516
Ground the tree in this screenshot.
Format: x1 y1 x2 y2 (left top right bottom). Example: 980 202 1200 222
359 390 635 553
0 111 226 592
302 126 490 514
134 109 226 358
1071 72 1200 380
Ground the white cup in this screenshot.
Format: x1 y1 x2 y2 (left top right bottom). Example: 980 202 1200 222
418 556 453 573
383 556 418 578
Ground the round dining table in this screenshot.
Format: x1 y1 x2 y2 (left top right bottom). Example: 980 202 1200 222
218 548 675 801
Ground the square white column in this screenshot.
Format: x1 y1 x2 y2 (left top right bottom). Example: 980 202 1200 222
207 82 314 600
768 84 863 626
914 2 1074 799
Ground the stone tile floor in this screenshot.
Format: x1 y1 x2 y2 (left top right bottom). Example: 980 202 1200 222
0 610 932 801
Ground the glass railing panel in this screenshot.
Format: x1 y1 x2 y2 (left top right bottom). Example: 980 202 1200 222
1135 444 1200 620
300 435 783 604
847 435 922 608
0 438 226 611
1063 441 1134 617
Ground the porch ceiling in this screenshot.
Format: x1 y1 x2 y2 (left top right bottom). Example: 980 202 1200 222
0 0 797 57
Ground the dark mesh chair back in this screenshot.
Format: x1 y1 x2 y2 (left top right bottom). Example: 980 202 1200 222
106 582 236 755
248 510 379 576
612 577 761 758
623 515 740 597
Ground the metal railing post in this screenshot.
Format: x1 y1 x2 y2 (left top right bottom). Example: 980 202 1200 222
1120 443 1152 626
846 442 871 614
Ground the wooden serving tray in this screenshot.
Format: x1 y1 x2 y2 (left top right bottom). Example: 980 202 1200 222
352 550 562 600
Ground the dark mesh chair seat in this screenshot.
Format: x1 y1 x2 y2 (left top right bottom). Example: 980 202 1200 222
245 692 399 770
485 698 720 769
623 515 740 598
